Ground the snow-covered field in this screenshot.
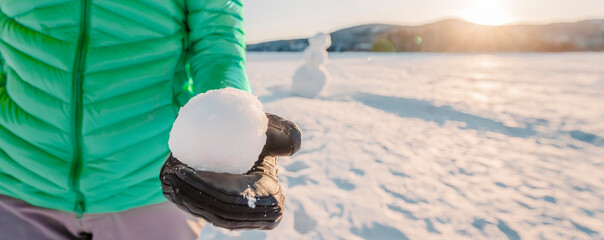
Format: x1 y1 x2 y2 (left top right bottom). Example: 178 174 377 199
201 52 604 240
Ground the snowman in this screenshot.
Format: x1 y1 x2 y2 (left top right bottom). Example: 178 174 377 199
291 33 331 98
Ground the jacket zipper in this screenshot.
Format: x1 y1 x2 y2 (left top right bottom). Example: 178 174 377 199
69 0 90 218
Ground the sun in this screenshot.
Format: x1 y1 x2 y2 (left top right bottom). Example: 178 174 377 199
460 0 512 26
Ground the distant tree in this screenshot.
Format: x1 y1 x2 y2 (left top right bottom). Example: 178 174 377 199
372 38 396 52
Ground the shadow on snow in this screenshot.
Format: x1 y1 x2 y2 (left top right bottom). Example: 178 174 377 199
352 92 537 138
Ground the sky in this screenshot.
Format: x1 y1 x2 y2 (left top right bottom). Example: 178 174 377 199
244 0 604 43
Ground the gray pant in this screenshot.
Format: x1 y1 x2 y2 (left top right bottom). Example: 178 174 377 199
0 194 203 240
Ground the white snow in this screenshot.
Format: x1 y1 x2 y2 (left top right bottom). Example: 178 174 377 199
169 88 268 174
242 186 257 209
200 52 604 239
291 33 331 98
303 33 331 68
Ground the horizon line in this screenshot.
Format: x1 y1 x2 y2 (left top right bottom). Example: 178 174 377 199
246 16 604 44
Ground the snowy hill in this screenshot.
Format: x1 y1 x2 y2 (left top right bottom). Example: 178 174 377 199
247 19 604 52
200 52 604 239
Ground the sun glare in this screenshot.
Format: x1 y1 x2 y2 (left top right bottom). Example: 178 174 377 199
460 0 512 26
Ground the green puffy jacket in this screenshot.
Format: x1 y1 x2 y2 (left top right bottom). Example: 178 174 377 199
0 0 251 215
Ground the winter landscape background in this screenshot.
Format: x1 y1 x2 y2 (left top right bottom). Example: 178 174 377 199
200 52 604 239
247 19 604 52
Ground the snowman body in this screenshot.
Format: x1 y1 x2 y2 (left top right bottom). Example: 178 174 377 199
292 33 331 98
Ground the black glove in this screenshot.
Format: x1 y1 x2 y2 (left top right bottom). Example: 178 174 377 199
160 113 301 230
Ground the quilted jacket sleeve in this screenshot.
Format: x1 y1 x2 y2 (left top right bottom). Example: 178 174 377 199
0 55 5 87
186 0 251 95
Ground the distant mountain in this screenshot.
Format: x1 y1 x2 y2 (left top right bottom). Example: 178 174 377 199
247 19 604 52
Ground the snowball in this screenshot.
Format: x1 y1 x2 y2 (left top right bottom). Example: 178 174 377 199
304 48 327 68
292 65 329 98
308 32 331 49
169 88 268 174
304 33 331 68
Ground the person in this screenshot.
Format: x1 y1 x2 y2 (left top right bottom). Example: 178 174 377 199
0 1 300 239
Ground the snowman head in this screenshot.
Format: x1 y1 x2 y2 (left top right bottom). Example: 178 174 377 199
308 32 331 50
